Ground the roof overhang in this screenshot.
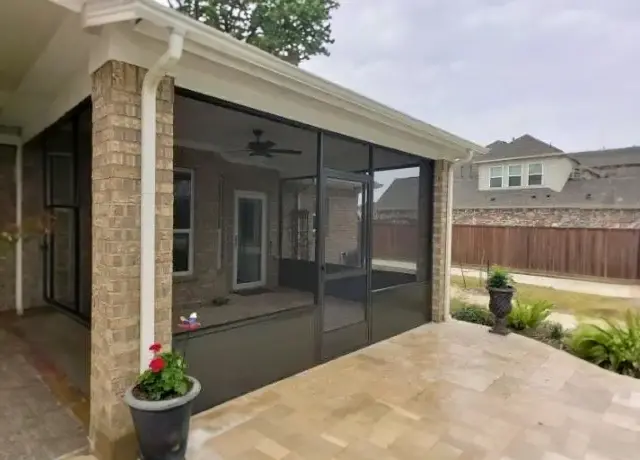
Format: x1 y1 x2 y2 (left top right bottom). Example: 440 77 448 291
82 0 486 162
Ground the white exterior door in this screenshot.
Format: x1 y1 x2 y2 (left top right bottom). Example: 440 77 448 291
233 190 268 290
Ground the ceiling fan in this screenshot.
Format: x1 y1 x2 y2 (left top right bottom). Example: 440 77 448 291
226 129 302 158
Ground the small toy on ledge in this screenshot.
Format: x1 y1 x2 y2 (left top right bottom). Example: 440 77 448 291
178 312 201 331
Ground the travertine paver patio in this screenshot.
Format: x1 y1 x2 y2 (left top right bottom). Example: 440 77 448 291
183 321 640 460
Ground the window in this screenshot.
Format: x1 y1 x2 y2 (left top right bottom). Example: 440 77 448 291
528 163 543 186
508 165 522 187
489 166 503 188
173 169 193 274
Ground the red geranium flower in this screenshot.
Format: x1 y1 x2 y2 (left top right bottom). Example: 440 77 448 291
149 357 165 373
149 342 162 353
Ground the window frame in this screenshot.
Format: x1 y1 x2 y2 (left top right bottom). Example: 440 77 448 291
527 162 544 186
507 164 523 187
489 165 503 188
173 168 195 276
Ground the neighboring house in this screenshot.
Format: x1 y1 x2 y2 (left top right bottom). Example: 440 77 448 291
0 1 484 459
377 134 640 228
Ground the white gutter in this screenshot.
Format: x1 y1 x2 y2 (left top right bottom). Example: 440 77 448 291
443 149 476 320
140 29 185 372
0 133 23 316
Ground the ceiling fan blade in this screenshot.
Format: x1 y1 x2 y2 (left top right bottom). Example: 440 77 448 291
249 151 272 158
224 148 252 153
248 140 276 151
266 149 303 155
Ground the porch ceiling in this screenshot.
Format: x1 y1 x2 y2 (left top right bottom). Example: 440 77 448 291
0 0 65 96
175 95 420 178
0 0 91 140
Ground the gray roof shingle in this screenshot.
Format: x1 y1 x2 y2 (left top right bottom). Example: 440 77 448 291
569 146 640 168
480 134 563 161
375 177 418 212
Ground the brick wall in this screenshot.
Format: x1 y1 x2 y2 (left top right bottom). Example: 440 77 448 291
431 159 450 322
454 208 640 229
172 147 280 310
281 186 359 264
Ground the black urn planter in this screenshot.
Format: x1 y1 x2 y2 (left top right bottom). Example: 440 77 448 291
124 376 201 460
487 286 515 335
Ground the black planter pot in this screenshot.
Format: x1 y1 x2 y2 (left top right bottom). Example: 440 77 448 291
487 286 515 335
124 376 201 460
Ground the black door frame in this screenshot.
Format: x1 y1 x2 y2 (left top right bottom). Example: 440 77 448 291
40 100 91 325
315 136 375 360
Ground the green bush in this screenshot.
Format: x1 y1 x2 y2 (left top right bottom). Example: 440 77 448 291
452 305 493 326
546 321 566 341
507 300 553 331
487 266 513 289
565 311 640 377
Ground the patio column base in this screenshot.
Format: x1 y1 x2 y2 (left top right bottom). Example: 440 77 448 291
89 60 174 460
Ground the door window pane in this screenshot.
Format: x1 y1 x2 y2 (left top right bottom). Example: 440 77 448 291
324 177 365 271
236 197 264 285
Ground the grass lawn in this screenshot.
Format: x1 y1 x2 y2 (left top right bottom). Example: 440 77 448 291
451 275 639 320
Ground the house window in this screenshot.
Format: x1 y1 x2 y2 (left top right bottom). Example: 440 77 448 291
528 163 543 186
508 165 522 187
489 166 503 188
173 169 194 274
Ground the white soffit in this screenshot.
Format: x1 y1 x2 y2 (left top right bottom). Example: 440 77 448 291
83 0 486 161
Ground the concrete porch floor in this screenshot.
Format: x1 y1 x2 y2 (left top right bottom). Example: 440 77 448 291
181 321 640 460
0 310 88 459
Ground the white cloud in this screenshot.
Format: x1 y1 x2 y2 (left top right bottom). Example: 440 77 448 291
302 0 640 151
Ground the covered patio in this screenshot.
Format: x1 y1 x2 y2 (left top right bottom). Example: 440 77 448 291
0 1 487 459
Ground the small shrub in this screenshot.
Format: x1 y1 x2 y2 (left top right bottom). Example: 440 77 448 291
565 311 640 377
452 305 493 326
507 300 553 331
487 266 513 289
546 321 565 341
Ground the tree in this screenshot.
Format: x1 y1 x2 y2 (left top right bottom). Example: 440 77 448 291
167 0 339 65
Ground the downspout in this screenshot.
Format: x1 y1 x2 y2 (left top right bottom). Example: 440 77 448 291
15 140 23 316
443 149 475 320
140 29 185 372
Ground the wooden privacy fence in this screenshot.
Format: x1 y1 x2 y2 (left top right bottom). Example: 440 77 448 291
372 220 640 280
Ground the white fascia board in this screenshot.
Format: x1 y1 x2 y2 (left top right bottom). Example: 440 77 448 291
83 0 486 161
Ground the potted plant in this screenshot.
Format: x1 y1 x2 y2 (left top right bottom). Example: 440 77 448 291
124 340 201 460
486 266 515 335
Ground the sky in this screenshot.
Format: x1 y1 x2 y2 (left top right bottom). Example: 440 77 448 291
301 0 640 153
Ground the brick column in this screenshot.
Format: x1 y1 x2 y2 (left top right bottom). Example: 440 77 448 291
90 60 174 460
430 159 451 322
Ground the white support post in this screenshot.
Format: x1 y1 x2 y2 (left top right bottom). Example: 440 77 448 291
0 132 24 316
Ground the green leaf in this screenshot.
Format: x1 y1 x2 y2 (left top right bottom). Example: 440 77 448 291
167 0 340 65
